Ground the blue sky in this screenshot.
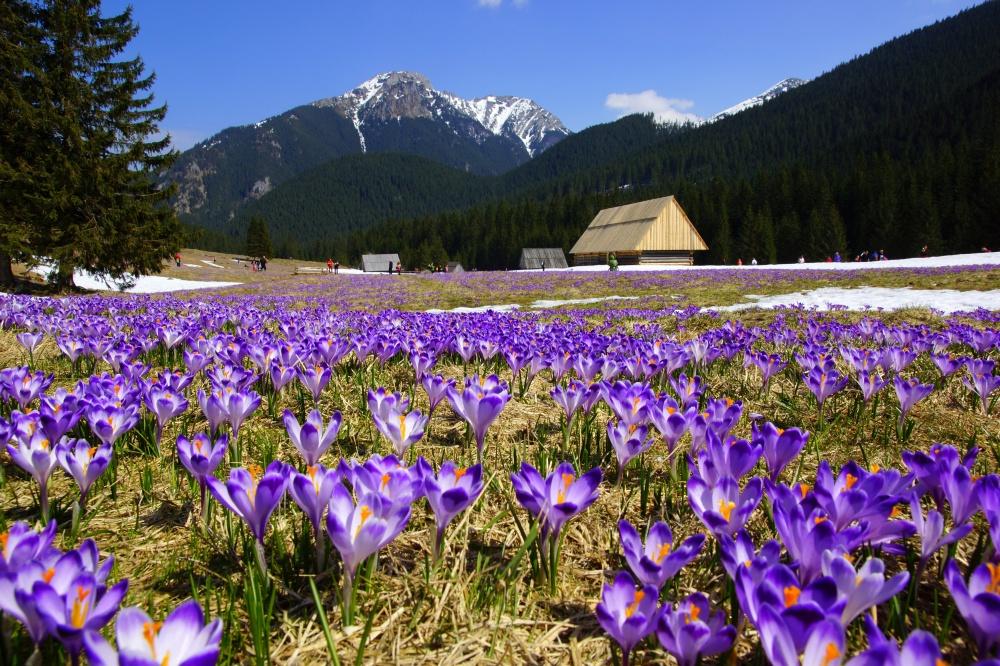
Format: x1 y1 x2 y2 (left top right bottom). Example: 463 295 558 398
102 0 983 150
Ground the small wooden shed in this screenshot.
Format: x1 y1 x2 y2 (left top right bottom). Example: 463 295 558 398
518 248 568 270
569 196 708 266
446 261 465 273
361 253 401 273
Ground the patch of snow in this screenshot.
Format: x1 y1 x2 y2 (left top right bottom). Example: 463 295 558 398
549 252 1000 273
29 263 240 294
183 263 201 268
712 286 1000 314
530 295 638 308
425 304 521 314
200 260 224 269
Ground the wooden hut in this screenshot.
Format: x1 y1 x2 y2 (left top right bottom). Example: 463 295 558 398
445 261 465 273
569 196 708 266
518 248 568 270
361 253 401 273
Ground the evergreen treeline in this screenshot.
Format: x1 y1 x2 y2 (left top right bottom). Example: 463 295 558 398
330 1 1000 268
0 0 179 286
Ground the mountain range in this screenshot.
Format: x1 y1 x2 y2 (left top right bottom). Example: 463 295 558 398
165 72 570 232
176 2 1000 268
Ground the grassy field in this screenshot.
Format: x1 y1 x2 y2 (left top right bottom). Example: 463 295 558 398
0 268 998 664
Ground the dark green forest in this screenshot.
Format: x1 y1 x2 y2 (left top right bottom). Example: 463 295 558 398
188 1 1000 269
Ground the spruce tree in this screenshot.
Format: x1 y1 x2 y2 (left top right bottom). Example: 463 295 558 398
33 0 180 288
245 216 272 258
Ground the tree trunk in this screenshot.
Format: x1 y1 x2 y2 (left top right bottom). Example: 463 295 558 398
0 253 14 287
54 261 75 290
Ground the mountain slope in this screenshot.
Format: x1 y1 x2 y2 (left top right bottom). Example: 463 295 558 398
334 1 1000 269
711 78 808 120
165 72 569 235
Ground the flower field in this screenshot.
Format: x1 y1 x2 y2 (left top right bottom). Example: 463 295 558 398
1 266 999 665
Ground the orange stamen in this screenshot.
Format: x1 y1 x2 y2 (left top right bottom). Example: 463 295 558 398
783 585 801 607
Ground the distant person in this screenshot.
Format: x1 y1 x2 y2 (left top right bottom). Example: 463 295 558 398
982 247 991 253
608 253 619 272
260 256 267 271
751 257 758 266
797 255 805 264
736 258 743 266
833 252 841 263
541 260 546 272
870 250 879 262
920 245 929 258
397 263 402 275
334 260 340 274
879 250 888 261
825 256 832 263
388 260 394 274
327 258 333 273
174 252 181 267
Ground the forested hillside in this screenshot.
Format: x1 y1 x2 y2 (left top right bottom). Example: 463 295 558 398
335 1 1000 269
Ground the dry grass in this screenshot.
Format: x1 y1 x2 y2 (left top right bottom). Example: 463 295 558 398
1 286 998 664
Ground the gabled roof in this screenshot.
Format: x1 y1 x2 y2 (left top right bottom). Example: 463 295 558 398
361 253 401 272
569 196 708 254
519 248 568 269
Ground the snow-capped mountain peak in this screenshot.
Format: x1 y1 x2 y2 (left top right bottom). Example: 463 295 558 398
712 77 808 121
313 71 569 157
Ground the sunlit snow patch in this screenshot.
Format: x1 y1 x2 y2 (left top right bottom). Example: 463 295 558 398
712 286 1000 314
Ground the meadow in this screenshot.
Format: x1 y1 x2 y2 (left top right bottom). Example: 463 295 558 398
1 265 999 665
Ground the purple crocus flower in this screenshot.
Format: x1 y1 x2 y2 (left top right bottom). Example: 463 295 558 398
143 384 189 448
510 461 602 540
670 373 704 408
647 395 690 456
56 438 112 511
16 330 45 355
0 520 58 573
692 431 762 484
219 388 261 440
371 402 428 458
845 615 943 666
196 389 227 437
979 475 1000 552
343 454 423 507
289 464 342 569
283 408 342 466
618 520 704 590
656 592 736 666
855 371 887 403
83 598 223 666
38 389 84 443
941 462 980 525
821 550 908 624
268 362 296 392
594 572 658 666
446 375 511 464
718 529 781 580
964 359 1000 415
207 461 289 571
931 353 965 378
804 367 849 407
34 573 129 659
8 368 53 408
757 607 844 666
86 404 140 447
326 484 411 583
367 388 410 421
297 363 332 403
908 493 971 563
176 433 228 519
749 351 788 392
753 422 808 481
6 429 58 521
416 458 484 559
421 374 455 417
687 475 763 537
607 420 653 483
944 558 1000 656
893 375 934 424
550 380 592 425
409 351 436 381
603 380 655 426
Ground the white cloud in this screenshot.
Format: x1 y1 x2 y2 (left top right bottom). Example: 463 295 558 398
477 0 528 7
604 90 702 125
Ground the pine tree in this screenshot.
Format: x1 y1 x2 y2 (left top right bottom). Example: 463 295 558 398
245 216 272 258
31 0 180 288
0 0 45 285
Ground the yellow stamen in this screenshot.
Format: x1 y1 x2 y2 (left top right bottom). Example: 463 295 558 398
654 543 671 564
625 590 645 618
42 568 55 583
353 505 373 539
783 586 801 607
821 643 841 666
986 562 1000 595
870 464 880 473
798 483 810 498
718 500 736 521
843 474 858 491
70 586 91 628
814 516 828 525
454 467 467 480
685 603 702 624
398 414 407 440
557 473 574 504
